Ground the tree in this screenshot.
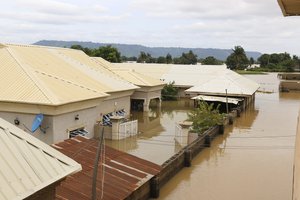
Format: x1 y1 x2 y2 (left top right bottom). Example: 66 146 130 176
187 101 224 134
70 45 92 56
201 56 222 65
281 59 295 72
92 45 121 63
225 46 249 70
161 81 178 100
293 55 300 71
166 53 173 64
157 56 167 63
121 56 137 62
249 57 255 66
137 52 156 63
257 52 296 71
173 50 198 65
257 54 270 67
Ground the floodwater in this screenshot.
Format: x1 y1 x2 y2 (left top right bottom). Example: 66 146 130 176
106 100 194 165
106 73 300 200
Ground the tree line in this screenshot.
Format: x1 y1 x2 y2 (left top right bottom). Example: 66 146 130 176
70 44 299 72
70 44 223 65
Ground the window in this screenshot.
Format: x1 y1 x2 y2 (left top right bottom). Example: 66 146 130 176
69 128 89 138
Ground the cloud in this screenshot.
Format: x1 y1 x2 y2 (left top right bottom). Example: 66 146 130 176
0 1 130 26
1 0 300 55
130 0 281 19
15 0 80 15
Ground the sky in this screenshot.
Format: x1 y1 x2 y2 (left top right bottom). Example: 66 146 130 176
1 0 300 55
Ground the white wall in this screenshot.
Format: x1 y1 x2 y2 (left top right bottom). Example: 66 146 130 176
98 95 131 117
0 95 132 144
0 112 55 144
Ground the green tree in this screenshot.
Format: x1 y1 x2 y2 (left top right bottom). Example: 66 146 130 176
293 55 300 71
187 101 224 134
173 50 198 65
70 45 92 55
249 57 255 66
201 56 222 65
92 45 121 63
161 81 178 100
137 52 156 63
157 56 167 63
225 46 249 70
166 53 173 64
257 54 270 67
281 59 295 72
121 56 137 62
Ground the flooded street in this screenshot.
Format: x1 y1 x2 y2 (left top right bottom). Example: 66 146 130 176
107 73 300 200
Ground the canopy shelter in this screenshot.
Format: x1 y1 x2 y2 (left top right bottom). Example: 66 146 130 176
191 95 243 105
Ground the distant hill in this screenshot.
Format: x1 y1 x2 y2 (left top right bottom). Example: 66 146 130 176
33 40 262 61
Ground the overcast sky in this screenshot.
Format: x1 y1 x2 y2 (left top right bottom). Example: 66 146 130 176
1 0 300 55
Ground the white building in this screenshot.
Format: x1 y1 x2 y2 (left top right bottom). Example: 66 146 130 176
0 44 164 144
112 63 259 108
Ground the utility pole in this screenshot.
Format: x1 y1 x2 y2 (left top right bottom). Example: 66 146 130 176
92 127 104 200
225 89 229 114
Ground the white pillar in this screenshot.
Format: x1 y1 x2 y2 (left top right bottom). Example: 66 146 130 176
143 99 150 112
110 116 125 140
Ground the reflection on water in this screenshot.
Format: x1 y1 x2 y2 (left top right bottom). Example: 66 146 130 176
157 73 300 200
106 73 300 200
105 100 194 165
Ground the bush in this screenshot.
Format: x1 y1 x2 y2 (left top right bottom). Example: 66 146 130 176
161 81 178 101
187 101 224 134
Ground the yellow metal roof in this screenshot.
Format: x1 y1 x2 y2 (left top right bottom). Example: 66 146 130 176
110 68 165 87
56 50 138 92
0 44 139 106
112 63 172 80
0 118 81 200
113 63 259 96
278 0 300 16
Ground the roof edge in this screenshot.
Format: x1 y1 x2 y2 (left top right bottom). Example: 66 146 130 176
277 0 288 16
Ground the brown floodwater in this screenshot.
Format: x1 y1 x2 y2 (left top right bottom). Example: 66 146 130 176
106 73 300 200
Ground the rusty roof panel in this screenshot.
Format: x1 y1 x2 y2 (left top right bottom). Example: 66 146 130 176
53 136 162 200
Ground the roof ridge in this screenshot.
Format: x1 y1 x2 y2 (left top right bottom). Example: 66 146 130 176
6 47 60 104
35 69 106 94
128 70 152 85
91 57 132 82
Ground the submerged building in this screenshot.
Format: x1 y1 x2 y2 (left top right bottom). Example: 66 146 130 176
0 44 164 144
112 63 259 111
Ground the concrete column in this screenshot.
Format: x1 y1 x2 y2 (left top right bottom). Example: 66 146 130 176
218 124 225 135
110 116 125 140
150 176 160 198
143 99 150 112
184 149 192 167
205 135 211 147
157 98 162 108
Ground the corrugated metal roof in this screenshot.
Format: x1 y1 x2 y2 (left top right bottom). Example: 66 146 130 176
191 95 243 105
278 0 300 16
0 44 141 106
92 57 164 88
112 63 172 80
53 51 138 92
186 69 259 96
113 63 259 96
0 118 81 200
112 69 165 87
53 136 162 200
